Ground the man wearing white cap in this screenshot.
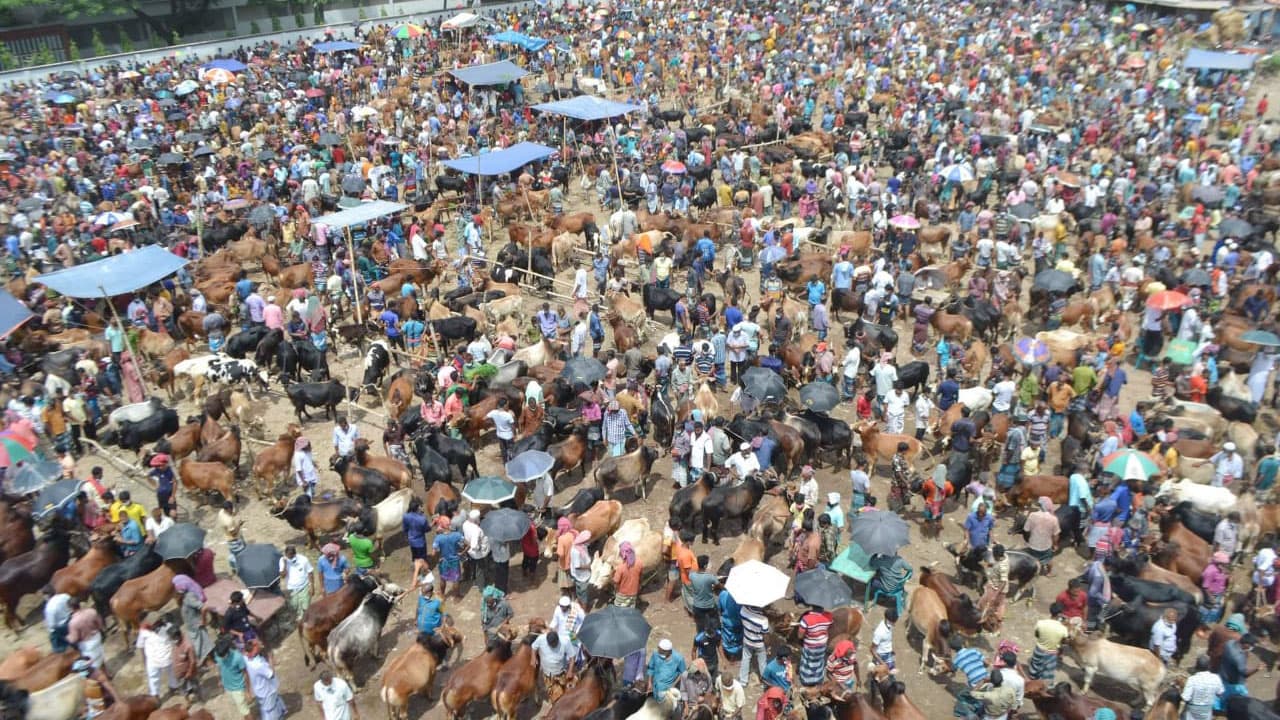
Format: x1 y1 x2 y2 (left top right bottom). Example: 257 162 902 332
646 637 687 700
462 509 491 588
826 492 845 530
1198 442 1244 488
725 442 760 483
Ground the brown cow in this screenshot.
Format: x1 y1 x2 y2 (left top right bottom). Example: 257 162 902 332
51 535 119 597
442 636 515 720
272 494 363 548
8 649 78 693
541 500 625 558
277 263 314 291
251 424 302 498
1024 681 1130 720
491 629 543 720
196 425 242 470
353 439 412 490
607 311 640 353
0 646 43 681
178 458 237 504
153 421 202 461
148 704 192 720
906 585 952 674
1151 518 1211 586
855 422 925 467
298 574 382 666
136 328 176 361
547 211 597 235
549 426 591 483
871 664 926 720
1001 475 1069 509
96 695 160 720
380 622 464 720
384 372 415 421
748 494 792 549
110 564 177 645
930 310 974 341
546 658 611 720
918 566 991 634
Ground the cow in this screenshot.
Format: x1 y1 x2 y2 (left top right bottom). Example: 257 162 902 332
491 631 542 720
918 567 993 634
1024 681 1130 720
588 518 665 598
579 688 648 720
425 316 479 344
906 585 952 674
95 695 160 720
89 547 162 618
251 424 302 498
172 354 270 399
101 408 180 455
546 659 612 720
700 473 767 544
1109 573 1198 607
1100 597 1199 662
223 326 270 359
594 444 660 500
109 563 177 645
271 494 363 548
0 528 73 630
333 455 393 505
366 488 414 551
50 534 119 597
1068 624 1167 708
379 624 463 720
442 636 515 720
1002 475 1070 508
327 583 405 685
419 431 479 482
6 649 78 694
0 647 43 681
1156 479 1238 515
150 421 202 461
284 380 348 423
299 574 381 667
352 439 412 490
541 500 625 560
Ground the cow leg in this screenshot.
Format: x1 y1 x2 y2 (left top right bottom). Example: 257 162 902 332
917 636 929 673
1080 666 1095 694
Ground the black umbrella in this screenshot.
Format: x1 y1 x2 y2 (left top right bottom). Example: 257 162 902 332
798 382 839 412
577 606 652 658
742 366 787 403
236 543 282 589
318 132 343 146
166 111 188 122
178 131 204 144
849 511 910 556
131 138 156 151
247 204 275 228
1009 202 1038 220
980 133 1009 147
155 523 207 560
561 356 607 386
16 197 42 212
257 149 277 162
1032 268 1074 293
157 98 178 108
1219 218 1253 239
1183 268 1211 286
157 152 184 165
193 146 216 157
1190 186 1224 205
793 566 854 609
480 508 531 543
340 174 366 195
28 475 80 513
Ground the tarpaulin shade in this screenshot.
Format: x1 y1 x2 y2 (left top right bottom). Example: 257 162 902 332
313 40 362 53
35 245 188 298
312 200 409 230
442 11 481 29
0 290 32 339
486 31 550 51
448 60 529 86
440 142 557 176
1183 48 1257 71
532 95 644 120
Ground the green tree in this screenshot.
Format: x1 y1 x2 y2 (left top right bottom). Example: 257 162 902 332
378 6 386 16
357 7 365 19
0 0 226 43
250 20 261 33
67 39 80 60
90 28 106 57
119 31 133 52
0 44 15 70
293 11 304 27
32 44 55 66
270 15 281 30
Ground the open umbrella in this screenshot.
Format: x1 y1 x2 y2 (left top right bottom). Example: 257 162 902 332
257 149 277 162
92 210 128 226
742 367 787 403
1146 290 1191 311
1182 268 1211 286
849 510 910 556
1009 203 1038 220
0 437 37 467
793 566 853 609
205 58 248 72
463 476 517 505
799 382 839 412
506 450 555 483
178 131 204 144
9 461 67 495
236 544 283 589
202 68 237 85
223 198 251 211
1056 171 1082 188
193 146 216 158
318 132 343 146
32 478 82 519
391 23 426 39
174 80 199 96
1101 449 1160 481
480 508 531 543
247 205 275 229
155 523 207 560
1191 186 1224 205
1013 337 1051 365
1164 338 1197 365
340 175 365 195
577 606 651 658
725 560 790 607
1032 268 1074 293
157 152 185 165
940 164 974 183
888 214 921 230
661 160 686 174
1219 218 1254 239
561 356 607 386
1241 330 1280 347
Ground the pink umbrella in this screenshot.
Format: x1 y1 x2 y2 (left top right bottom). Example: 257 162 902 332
889 214 921 229
661 160 686 174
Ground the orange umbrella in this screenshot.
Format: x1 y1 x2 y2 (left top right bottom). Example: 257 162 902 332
1146 290 1192 311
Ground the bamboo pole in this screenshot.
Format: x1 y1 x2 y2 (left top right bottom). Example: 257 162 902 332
345 226 363 326
100 286 153 399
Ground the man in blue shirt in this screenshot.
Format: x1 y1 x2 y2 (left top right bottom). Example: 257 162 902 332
962 504 994 553
832 256 854 292
416 583 443 635
938 370 960 411
762 647 793 692
806 275 826 306
724 301 743 330
646 638 687 698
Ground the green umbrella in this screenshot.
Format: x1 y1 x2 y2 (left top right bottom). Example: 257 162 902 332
747 31 763 41
0 438 36 468
462 476 517 505
1163 338 1197 365
1101 449 1160 481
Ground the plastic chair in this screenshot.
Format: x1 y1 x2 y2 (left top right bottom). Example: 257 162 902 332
865 566 913 615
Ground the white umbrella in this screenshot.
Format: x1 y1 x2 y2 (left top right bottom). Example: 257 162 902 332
940 164 975 183
725 560 790 607
351 106 379 121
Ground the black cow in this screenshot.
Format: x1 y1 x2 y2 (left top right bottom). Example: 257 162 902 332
691 188 717 210
1109 572 1197 607
359 340 392 396
90 546 162 617
1101 597 1199 661
103 408 180 454
563 488 605 517
700 474 765 544
799 410 853 468
290 339 330 380
1170 501 1218 544
425 430 478 481
642 283 681 324
285 380 347 422
1226 696 1280 720
412 439 453 488
277 340 300 382
511 423 555 457
225 325 271 359
201 221 248 251
332 455 391 504
1208 387 1259 423
897 361 931 394
435 175 467 194
425 317 478 344
254 329 285 371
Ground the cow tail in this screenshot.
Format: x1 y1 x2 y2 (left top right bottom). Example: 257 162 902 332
916 441 934 470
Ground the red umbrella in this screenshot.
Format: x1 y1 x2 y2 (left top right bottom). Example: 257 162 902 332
305 88 326 98
1146 290 1191 311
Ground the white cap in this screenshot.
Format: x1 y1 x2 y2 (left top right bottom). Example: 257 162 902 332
468 509 481 521
828 492 841 505
658 638 673 651
740 442 752 451
1224 442 1237 452
559 596 571 607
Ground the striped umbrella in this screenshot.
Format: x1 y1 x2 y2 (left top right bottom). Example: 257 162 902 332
391 23 426 39
1013 337 1050 365
1101 449 1161 481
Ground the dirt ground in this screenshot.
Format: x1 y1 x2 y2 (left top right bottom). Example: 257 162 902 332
11 76 1280 720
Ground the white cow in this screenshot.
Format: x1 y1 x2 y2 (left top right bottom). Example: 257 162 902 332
588 518 665 593
370 488 413 550
1157 478 1238 515
327 583 405 684
957 386 994 412
1069 629 1166 708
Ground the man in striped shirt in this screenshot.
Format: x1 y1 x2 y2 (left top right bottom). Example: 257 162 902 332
737 604 769 687
1181 655 1224 720
951 637 989 689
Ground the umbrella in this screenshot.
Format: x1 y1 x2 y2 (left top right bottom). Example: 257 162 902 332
178 131 204 144
92 210 128 226
8 461 66 495
1183 268 1211 286
849 510 911 556
247 205 276 229
305 88 327 98
1241 330 1280 347
940 164 974 183
236 544 283 589
1101 449 1161 481
118 70 142 80
1156 77 1179 91
318 132 343 146
351 106 379 121
561 356 607 385
313 40 362 53
157 152 185 165
798 382 839 412
1009 202 1038 220
205 58 248 72
793 566 853 609
742 367 787 403
391 23 426 39
31 479 82 519
193 146 216 158
1032 269 1074 293
462 476 517 504
340 175 365 195
1013 337 1051 365
202 68 237 85
16 197 42 212
1134 22 1151 31
725 560 790 607
615 29 633 39
0 428 36 451
480 508 532 543
174 80 199 96
747 31 763 41
577 606 651 658
155 523 207 560
108 219 140 233
0 152 15 163
257 149 277 162
506 450 555 483
1164 338 1197 365
156 98 177 107
51 93 77 105
1219 218 1254 239
661 160 686 174
223 198 251 210
888 214 921 229
1146 290 1191 311
1191 186 1224 205
166 111 188 122
1056 171 1082 188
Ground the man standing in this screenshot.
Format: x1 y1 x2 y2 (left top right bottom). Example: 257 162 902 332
1200 443 1245 488
462 509 491 589
1028 604 1069 681
244 642 286 720
687 555 719 631
43 589 72 652
1024 497 1061 575
1182 655 1224 720
332 417 359 460
688 422 714 486
647 638 687 699
738 603 770 686
278 545 316 620
485 397 517 463
532 630 576 703
313 668 358 720
602 400 636 457
962 503 995 556
1150 607 1179 665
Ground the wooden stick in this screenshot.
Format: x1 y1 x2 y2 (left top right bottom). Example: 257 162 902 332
82 438 147 480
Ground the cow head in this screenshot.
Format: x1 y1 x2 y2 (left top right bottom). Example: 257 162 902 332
588 551 614 590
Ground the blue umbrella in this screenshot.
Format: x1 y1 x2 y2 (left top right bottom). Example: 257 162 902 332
11 462 67 496
205 58 247 72
313 40 362 53
506 450 555 483
462 476 517 504
174 80 199 96
52 94 77 105
1013 337 1051 365
32 478 82 519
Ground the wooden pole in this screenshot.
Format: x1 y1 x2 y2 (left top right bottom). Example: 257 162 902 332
100 287 152 399
345 226 363 326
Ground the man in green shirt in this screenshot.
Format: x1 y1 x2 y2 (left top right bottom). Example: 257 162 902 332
346 527 377 575
687 555 718 631
213 635 253 720
1071 357 1098 397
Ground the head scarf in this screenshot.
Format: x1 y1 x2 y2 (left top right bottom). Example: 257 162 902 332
321 543 340 557
172 574 206 602
557 517 573 535
1038 496 1055 513
619 541 636 567
574 530 593 545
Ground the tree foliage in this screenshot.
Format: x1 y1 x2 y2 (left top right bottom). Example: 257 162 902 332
0 0 222 42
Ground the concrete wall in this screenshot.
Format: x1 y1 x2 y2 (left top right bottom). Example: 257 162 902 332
0 0 527 87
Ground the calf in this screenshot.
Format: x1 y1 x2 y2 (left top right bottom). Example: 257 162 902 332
1069 627 1167 707
594 444 660 500
327 583 405 685
299 574 380 666
906 585 952 673
442 637 515 720
492 633 541 720
271 494 363 548
178 458 237 504
379 625 463 720
918 567 991 634
109 564 177 645
251 424 302 498
284 380 347 423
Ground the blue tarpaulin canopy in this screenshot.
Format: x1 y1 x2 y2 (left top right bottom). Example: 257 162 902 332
0 290 32 339
440 142 557 176
486 31 550 51
35 245 188 298
313 40 362 53
1183 48 1257 72
312 200 409 229
448 60 529 86
532 95 644 121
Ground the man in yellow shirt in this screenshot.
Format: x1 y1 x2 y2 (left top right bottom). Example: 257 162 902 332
109 490 148 527
1047 376 1075 439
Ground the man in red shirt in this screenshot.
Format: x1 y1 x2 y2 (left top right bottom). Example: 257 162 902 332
1054 577 1089 623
